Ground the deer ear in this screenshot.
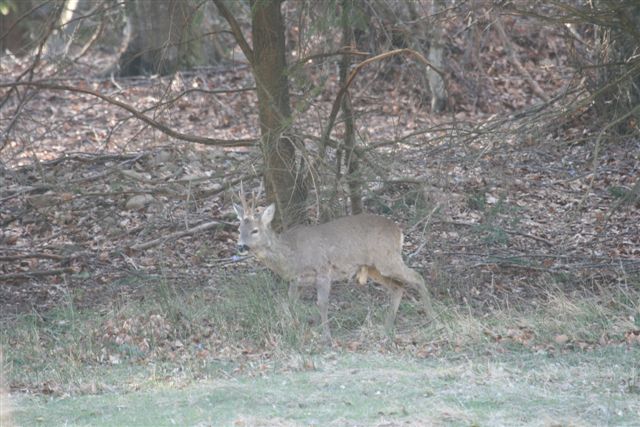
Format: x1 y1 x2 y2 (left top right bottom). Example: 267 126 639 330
233 203 244 220
261 203 276 226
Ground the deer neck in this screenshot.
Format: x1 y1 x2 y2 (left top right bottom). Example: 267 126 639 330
253 232 296 280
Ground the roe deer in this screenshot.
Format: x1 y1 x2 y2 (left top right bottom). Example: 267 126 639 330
233 186 433 342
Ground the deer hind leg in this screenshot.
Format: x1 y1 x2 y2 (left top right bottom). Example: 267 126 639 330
379 261 434 319
401 265 433 317
366 267 404 334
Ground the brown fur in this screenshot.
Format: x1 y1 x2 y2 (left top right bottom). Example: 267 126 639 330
234 196 433 342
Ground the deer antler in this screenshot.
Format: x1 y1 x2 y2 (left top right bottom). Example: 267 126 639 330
252 181 264 212
238 181 249 215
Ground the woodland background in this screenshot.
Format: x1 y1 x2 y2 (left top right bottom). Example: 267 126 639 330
0 1 639 425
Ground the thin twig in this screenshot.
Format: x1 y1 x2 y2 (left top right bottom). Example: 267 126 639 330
129 221 221 252
0 81 257 148
0 268 75 282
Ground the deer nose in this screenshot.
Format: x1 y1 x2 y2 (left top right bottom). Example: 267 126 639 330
237 244 249 255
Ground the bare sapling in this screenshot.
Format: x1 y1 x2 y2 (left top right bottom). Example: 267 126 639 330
233 183 433 342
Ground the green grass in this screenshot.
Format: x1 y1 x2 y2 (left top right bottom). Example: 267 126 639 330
2 271 640 426
9 347 640 426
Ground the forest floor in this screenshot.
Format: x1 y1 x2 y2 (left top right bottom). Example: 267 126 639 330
2 14 640 426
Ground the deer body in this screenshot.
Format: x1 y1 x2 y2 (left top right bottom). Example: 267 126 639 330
234 196 433 342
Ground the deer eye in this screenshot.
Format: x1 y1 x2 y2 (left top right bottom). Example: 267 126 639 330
251 229 259 235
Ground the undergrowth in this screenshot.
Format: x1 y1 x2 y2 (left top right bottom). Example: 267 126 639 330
1 270 638 397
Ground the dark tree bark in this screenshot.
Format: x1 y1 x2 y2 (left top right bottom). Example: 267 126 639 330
0 1 33 55
251 0 306 228
214 0 305 228
118 0 221 76
340 0 362 215
118 0 186 75
0 0 63 56
425 0 447 112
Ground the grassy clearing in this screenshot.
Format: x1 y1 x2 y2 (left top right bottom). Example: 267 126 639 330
9 347 640 426
2 271 639 426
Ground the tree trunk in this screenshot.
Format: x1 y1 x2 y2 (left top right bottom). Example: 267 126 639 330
0 1 33 55
341 0 362 215
426 0 447 112
45 0 80 58
0 0 63 56
407 0 447 113
118 0 220 76
251 0 306 229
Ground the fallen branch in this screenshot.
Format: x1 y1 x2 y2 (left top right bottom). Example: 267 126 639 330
0 268 75 282
129 221 221 252
0 252 66 261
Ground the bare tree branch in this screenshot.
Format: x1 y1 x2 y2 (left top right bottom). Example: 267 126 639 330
493 14 550 103
212 0 254 64
0 81 257 147
320 48 441 158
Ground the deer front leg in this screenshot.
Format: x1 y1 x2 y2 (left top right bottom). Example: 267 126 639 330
315 277 332 343
288 282 301 302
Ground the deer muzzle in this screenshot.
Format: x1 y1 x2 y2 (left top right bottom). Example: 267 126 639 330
237 244 249 255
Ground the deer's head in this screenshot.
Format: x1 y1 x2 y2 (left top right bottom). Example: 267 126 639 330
233 182 275 255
